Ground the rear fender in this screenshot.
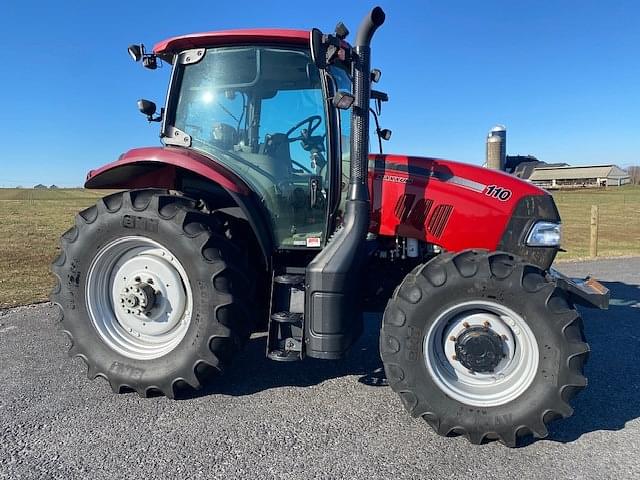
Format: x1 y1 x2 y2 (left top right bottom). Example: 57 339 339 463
85 146 272 269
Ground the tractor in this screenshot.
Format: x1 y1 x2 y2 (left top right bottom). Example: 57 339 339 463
52 7 609 446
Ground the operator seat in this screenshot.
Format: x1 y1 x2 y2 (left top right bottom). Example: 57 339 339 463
261 133 293 170
211 122 238 150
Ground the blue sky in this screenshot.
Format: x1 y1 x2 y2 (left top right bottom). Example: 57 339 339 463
1 0 638 187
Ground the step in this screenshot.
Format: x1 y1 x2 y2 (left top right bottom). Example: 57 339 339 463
273 274 305 286
267 336 302 362
270 311 303 324
267 348 302 362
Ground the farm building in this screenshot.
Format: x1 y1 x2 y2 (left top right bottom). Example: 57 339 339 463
529 165 631 189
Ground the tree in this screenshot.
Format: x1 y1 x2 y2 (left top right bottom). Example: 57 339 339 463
627 166 640 185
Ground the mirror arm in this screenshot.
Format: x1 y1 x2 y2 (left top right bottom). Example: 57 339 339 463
147 108 164 123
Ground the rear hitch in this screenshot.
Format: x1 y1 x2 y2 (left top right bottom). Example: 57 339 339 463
549 267 610 309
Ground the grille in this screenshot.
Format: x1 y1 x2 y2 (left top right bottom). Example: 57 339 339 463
427 204 453 237
407 198 433 229
394 194 416 222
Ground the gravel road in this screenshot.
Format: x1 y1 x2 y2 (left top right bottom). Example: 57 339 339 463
1 257 638 479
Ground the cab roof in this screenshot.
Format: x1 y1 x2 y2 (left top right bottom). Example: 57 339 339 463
153 29 310 56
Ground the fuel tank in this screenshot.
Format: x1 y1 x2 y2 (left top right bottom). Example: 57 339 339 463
367 154 556 254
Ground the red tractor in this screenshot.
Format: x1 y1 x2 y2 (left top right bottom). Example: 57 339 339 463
52 7 608 446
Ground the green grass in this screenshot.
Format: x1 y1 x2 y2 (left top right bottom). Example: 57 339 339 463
0 189 111 308
0 186 638 308
552 184 640 261
0 189 107 201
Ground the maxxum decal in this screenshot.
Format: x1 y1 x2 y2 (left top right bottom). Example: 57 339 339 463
373 159 487 194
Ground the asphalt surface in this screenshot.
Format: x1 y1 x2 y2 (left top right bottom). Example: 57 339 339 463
1 257 639 479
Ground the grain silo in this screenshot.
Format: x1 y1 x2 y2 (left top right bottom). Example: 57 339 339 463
486 125 506 170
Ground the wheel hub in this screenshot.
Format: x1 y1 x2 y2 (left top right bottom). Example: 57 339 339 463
119 281 157 316
86 236 193 360
454 326 505 373
424 302 540 407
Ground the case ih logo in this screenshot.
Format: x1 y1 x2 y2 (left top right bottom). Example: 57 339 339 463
376 173 414 184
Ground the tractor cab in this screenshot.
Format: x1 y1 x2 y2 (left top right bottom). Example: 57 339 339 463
144 33 353 250
168 45 337 248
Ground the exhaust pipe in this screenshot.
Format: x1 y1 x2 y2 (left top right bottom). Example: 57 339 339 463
350 6 386 202
305 7 385 359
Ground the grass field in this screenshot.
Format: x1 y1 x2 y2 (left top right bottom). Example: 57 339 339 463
552 185 640 260
0 189 109 308
0 186 639 308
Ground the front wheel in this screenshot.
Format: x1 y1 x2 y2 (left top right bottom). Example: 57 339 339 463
51 189 254 398
380 250 589 446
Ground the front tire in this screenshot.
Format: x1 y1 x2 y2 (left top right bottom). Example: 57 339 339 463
380 250 589 446
51 189 254 398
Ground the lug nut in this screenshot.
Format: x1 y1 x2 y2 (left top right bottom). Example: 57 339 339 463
462 322 470 328
483 321 491 328
452 355 458 361
449 336 456 342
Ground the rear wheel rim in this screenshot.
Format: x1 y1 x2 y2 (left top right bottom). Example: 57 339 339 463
423 300 539 407
86 236 193 360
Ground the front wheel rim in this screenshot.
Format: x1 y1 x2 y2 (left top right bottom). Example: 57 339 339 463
86 236 193 360
424 300 539 407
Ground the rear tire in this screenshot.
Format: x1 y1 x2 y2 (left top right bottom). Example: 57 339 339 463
380 250 589 446
51 189 255 398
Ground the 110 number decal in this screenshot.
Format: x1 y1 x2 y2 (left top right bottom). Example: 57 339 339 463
484 185 512 201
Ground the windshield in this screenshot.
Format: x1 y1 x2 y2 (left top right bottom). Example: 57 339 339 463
172 46 329 249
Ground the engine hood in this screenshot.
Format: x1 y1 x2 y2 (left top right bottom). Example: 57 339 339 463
367 153 558 262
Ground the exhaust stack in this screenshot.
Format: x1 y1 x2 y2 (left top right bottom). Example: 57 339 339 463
304 7 385 359
349 6 386 201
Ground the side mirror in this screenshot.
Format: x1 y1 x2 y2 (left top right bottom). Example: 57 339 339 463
128 44 143 62
310 27 350 70
310 28 327 69
137 99 162 122
137 99 156 117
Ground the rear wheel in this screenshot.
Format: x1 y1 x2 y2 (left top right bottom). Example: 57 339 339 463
380 250 589 446
51 189 254 398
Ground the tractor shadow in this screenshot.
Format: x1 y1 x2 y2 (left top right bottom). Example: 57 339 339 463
186 312 387 398
547 280 640 443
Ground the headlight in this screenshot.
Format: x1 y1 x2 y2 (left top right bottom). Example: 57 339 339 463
526 221 562 247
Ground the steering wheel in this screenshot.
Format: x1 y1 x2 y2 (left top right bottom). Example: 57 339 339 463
285 115 322 142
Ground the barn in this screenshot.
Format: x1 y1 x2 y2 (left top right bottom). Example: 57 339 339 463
529 165 631 189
